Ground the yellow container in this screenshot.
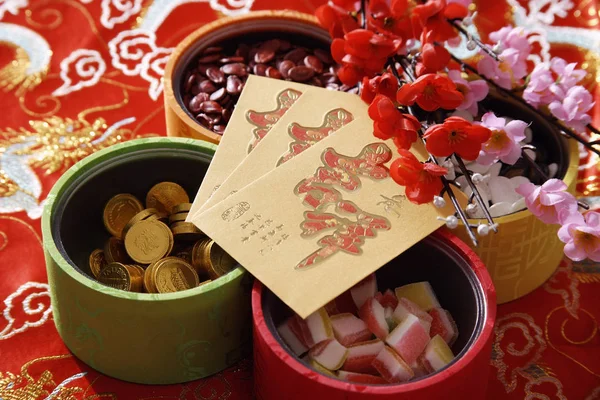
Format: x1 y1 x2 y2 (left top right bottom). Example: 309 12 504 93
455 95 579 304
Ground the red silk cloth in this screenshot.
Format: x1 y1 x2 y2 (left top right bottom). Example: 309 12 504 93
1 0 599 398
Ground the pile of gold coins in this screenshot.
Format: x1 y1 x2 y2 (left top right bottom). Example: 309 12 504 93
88 181 237 293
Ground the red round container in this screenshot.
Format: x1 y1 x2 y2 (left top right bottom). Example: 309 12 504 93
252 229 496 399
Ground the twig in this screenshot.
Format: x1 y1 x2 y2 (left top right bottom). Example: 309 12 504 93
453 155 498 232
386 59 405 85
521 146 547 180
449 19 500 62
431 158 479 246
360 0 366 29
395 55 416 81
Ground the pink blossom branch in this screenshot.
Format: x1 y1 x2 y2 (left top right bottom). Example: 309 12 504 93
446 51 600 156
448 19 500 62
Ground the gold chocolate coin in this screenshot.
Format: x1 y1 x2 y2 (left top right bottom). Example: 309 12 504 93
125 264 144 292
98 262 130 291
124 220 173 264
153 257 199 293
88 249 107 279
104 237 131 263
143 260 160 293
121 208 162 238
191 238 212 274
172 203 192 214
146 182 189 215
172 222 205 242
173 246 193 264
169 212 188 224
103 194 144 238
205 241 237 279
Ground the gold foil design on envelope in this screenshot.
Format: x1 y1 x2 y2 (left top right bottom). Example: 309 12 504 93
247 88 302 153
193 110 455 319
294 144 393 269
278 108 354 165
188 76 310 221
190 89 369 218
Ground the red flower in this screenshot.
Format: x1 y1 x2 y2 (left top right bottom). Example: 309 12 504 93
344 29 402 60
390 150 447 204
396 73 463 111
421 42 450 72
368 95 421 151
360 72 399 103
331 31 400 86
315 0 360 38
412 0 468 43
368 0 416 43
331 39 376 86
423 116 492 160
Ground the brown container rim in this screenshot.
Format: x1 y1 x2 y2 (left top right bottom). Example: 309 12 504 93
164 10 329 143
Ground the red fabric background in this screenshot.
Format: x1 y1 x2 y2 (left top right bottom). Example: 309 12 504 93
1 0 599 398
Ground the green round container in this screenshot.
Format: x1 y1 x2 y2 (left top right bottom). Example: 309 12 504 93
42 137 252 384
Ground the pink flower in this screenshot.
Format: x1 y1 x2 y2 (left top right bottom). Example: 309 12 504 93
523 57 588 110
515 179 578 224
523 63 555 108
448 70 488 115
558 211 600 262
489 27 531 55
478 26 531 89
477 49 526 90
551 57 586 90
477 112 527 165
548 85 594 133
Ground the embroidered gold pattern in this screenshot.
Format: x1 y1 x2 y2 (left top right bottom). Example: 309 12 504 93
545 307 600 379
490 313 547 393
0 354 113 399
0 44 48 97
0 116 133 176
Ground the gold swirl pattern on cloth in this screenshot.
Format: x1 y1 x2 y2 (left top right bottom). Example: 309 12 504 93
490 313 551 393
545 307 600 379
0 354 115 399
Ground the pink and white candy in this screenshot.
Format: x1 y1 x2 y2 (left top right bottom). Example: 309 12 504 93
306 308 334 344
385 313 431 364
393 297 433 334
429 307 458 345
359 297 389 340
330 313 373 346
338 370 387 384
341 339 384 374
351 273 378 309
309 338 348 370
372 346 414 383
